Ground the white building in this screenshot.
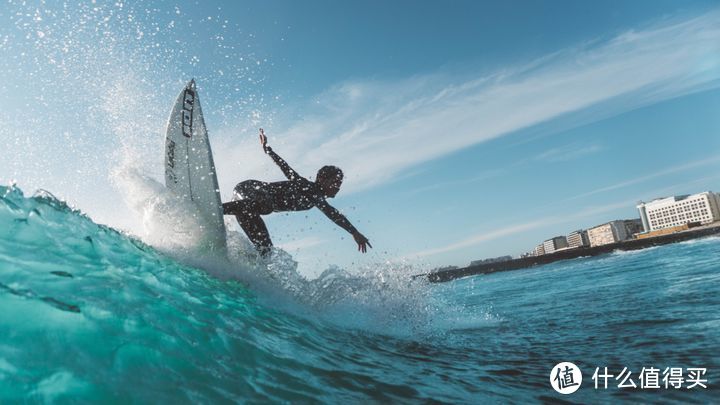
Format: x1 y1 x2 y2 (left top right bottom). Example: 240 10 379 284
567 230 589 248
637 191 720 232
533 244 546 256
543 236 569 254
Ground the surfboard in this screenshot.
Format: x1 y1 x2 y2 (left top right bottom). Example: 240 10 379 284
164 79 227 253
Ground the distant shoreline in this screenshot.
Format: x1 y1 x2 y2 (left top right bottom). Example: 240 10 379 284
419 223 720 283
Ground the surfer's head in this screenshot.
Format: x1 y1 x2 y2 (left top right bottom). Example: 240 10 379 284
316 165 343 198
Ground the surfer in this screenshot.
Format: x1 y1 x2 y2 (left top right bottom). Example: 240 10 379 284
222 129 372 256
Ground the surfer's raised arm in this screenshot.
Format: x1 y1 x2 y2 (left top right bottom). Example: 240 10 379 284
259 129 299 181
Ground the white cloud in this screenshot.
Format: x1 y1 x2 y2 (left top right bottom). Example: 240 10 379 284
404 220 553 259
220 9 720 195
407 169 505 195
567 155 720 200
534 143 604 162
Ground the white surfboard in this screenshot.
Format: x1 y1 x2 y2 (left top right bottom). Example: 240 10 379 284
164 79 227 253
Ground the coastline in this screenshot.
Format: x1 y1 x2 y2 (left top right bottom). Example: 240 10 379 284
420 223 720 283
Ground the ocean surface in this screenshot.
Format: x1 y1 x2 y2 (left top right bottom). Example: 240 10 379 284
1 184 718 403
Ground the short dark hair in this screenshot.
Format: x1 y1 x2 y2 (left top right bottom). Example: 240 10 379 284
317 165 343 182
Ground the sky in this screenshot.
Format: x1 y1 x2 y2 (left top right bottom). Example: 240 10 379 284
1 1 719 277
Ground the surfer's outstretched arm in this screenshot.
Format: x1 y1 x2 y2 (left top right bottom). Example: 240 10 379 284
317 201 372 253
259 128 299 181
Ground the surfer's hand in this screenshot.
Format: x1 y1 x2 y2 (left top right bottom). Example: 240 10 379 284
259 128 269 153
353 232 372 253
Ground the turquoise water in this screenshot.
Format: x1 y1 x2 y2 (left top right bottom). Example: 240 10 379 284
1 185 718 403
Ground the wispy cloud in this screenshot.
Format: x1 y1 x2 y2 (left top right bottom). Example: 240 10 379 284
534 143 605 162
403 199 635 259
566 155 720 200
215 10 720 195
404 220 553 259
407 169 505 195
638 174 720 202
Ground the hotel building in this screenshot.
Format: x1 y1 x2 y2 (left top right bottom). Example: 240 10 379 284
637 191 720 232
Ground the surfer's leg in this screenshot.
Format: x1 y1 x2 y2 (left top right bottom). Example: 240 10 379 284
222 200 244 215
228 180 273 255
224 180 272 215
236 213 273 255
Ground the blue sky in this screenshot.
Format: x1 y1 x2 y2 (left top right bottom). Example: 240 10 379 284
1 1 719 277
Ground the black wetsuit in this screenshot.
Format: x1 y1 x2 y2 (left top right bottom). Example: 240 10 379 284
222 147 357 253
